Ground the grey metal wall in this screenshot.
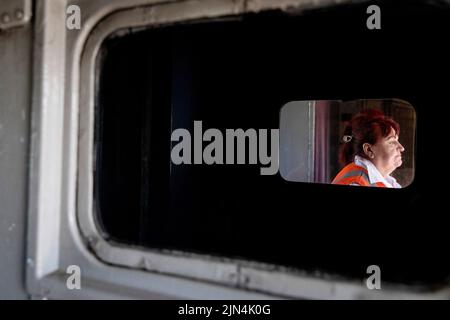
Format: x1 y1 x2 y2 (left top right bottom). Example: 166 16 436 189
0 24 32 299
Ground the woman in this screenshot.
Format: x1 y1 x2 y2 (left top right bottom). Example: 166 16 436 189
332 109 405 188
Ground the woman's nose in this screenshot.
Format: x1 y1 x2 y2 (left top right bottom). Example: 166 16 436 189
398 142 405 152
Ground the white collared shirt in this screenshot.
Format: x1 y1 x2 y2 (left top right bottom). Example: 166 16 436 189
354 155 402 188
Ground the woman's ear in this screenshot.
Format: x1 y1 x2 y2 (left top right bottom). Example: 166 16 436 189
363 143 375 159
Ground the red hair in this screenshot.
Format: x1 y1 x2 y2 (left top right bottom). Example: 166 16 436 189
340 109 400 166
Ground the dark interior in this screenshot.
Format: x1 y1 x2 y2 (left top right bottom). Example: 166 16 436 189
94 0 450 288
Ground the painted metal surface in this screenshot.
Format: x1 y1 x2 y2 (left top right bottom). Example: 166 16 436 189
0 0 32 31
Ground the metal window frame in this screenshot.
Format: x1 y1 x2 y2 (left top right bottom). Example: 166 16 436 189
26 0 450 299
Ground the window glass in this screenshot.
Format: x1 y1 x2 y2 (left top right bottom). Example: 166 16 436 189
280 99 416 188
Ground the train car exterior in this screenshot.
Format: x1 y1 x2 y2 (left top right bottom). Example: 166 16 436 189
1 0 450 299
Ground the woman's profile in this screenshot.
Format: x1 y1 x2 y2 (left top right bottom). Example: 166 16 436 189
332 109 405 188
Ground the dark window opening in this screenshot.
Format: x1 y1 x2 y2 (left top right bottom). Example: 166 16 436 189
95 0 450 289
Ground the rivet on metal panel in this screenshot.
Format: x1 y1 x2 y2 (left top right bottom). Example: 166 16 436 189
1 13 11 24
15 9 24 21
27 258 35 268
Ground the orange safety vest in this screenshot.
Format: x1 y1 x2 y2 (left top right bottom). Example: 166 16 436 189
332 163 387 187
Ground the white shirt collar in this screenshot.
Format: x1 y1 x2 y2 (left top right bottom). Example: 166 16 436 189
354 155 401 188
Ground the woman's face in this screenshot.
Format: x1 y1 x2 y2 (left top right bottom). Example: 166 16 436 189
370 127 405 176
